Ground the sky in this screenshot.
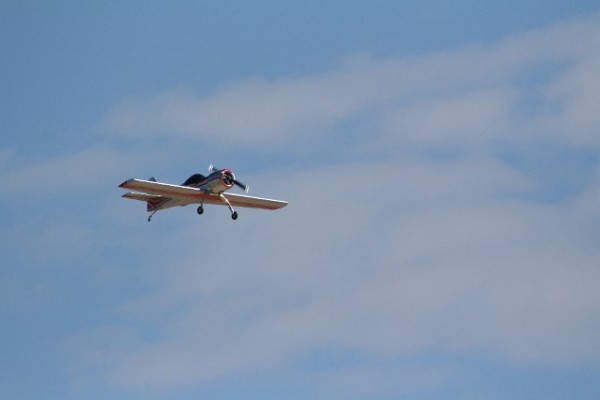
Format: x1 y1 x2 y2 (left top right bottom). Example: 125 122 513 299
2 1 600 399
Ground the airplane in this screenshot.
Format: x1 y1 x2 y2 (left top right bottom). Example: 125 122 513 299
119 165 288 221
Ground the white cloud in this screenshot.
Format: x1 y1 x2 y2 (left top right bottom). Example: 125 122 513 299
545 54 600 144
381 88 514 151
0 147 130 199
103 13 600 154
67 157 600 392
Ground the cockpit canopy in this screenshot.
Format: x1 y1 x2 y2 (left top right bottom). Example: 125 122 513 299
182 173 206 186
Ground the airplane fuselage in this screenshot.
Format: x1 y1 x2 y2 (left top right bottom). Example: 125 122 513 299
149 169 235 212
189 169 235 194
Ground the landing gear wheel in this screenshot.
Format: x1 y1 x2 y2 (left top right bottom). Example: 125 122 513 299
197 206 204 215
231 211 238 220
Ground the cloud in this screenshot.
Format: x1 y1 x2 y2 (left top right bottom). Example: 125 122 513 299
102 13 600 154
66 155 600 393
544 54 600 144
0 147 130 200
61 12 600 395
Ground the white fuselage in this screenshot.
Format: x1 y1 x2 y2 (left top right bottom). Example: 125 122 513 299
193 171 234 194
151 170 234 211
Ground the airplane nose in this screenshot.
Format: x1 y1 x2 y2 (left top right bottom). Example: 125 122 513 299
222 172 234 185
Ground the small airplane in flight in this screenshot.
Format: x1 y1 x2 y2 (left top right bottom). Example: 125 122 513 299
119 165 288 221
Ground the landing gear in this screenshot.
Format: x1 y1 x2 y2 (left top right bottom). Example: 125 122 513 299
220 194 239 221
197 197 205 216
147 210 157 222
195 196 239 220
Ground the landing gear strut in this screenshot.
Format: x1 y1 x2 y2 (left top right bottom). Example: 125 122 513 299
220 194 239 221
197 196 205 216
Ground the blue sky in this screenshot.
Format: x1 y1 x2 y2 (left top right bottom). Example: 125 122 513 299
2 1 600 399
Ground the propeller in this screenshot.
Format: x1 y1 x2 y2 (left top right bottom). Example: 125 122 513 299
233 178 249 193
209 164 249 193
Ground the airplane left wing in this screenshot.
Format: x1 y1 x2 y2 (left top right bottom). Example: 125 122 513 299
119 178 205 201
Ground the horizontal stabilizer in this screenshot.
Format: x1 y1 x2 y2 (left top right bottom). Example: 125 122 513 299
122 192 163 202
122 192 166 212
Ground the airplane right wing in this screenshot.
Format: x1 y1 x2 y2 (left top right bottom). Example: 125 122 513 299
221 192 288 210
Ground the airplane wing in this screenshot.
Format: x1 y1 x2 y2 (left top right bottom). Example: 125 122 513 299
221 192 287 210
119 178 287 210
119 178 204 202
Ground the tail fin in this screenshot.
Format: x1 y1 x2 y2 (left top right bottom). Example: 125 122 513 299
146 200 157 212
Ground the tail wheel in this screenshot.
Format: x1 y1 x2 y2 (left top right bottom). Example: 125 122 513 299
231 211 238 220
197 206 204 215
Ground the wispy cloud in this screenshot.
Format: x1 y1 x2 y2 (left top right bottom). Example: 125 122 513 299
70 156 600 394
103 13 600 154
0 147 131 199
